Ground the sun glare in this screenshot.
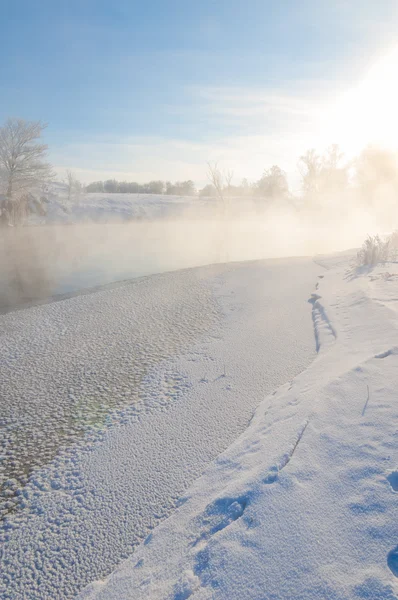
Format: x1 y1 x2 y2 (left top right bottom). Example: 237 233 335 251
327 47 398 155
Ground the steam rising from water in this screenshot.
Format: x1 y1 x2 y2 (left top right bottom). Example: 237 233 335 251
0 195 394 313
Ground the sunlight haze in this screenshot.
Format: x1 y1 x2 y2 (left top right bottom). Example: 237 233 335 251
2 1 398 186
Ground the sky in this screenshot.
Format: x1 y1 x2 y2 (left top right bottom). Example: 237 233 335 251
1 0 398 189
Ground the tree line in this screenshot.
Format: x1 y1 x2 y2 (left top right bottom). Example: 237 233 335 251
1 117 398 226
85 179 196 196
83 165 291 199
86 146 398 209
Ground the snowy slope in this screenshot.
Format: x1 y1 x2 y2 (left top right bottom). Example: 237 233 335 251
30 193 231 224
0 258 319 599
79 255 398 600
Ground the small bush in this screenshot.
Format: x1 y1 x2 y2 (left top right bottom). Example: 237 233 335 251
388 230 398 261
357 235 390 266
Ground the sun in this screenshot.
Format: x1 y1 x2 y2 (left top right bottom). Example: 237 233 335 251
327 47 398 155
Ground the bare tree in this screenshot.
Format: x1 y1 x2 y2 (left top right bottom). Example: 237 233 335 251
66 170 74 203
298 146 349 206
206 161 231 262
298 149 322 195
65 170 82 204
224 168 234 194
206 161 226 208
0 118 53 225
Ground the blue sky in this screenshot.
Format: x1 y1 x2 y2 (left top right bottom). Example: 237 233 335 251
2 0 398 187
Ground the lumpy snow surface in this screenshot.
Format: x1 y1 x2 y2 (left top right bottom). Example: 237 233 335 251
79 254 398 600
0 257 318 599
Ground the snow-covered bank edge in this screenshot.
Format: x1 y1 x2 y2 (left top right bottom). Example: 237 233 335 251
80 255 398 600
1 258 319 599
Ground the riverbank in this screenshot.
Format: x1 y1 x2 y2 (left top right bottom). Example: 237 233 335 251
80 253 398 600
0 257 319 598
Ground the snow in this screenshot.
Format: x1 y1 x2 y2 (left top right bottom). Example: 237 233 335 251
0 257 319 599
30 192 224 224
34 190 299 225
77 254 398 600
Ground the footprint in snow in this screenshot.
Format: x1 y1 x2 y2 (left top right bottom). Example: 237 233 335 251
387 470 398 492
387 546 398 577
192 496 248 548
263 466 279 484
385 471 398 579
309 293 322 302
173 570 200 600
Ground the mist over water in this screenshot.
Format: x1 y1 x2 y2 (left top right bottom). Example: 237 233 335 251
0 197 392 313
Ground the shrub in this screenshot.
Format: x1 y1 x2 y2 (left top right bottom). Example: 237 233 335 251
357 235 390 266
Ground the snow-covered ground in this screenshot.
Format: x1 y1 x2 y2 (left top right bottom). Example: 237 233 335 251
77 252 398 600
31 192 259 224
0 257 319 599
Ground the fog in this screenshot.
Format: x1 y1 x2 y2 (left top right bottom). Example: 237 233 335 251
1 194 394 313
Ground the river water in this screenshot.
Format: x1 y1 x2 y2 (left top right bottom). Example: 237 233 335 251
0 222 222 312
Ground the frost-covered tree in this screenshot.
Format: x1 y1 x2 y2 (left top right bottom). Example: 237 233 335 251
103 179 118 193
298 145 349 205
224 169 234 194
298 149 322 195
0 118 53 225
256 165 289 199
85 181 104 193
320 145 349 194
65 170 82 203
199 184 217 197
207 162 223 195
145 180 165 194
165 180 196 196
206 161 226 207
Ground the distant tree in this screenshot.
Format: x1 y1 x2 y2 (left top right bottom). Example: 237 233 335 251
129 182 142 193
85 181 104 193
224 169 234 195
241 178 252 196
320 144 349 193
206 161 226 207
180 180 196 196
165 181 174 194
199 184 217 197
0 118 53 225
103 179 119 193
207 162 223 195
146 180 165 194
298 145 349 203
117 181 130 193
122 181 142 193
298 149 322 195
256 165 289 199
166 180 196 196
85 178 197 196
65 170 82 203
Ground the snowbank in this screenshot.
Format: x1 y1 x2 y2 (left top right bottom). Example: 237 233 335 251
79 254 398 599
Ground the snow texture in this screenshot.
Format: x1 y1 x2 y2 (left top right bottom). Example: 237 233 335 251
78 255 398 600
0 257 318 598
29 192 228 225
